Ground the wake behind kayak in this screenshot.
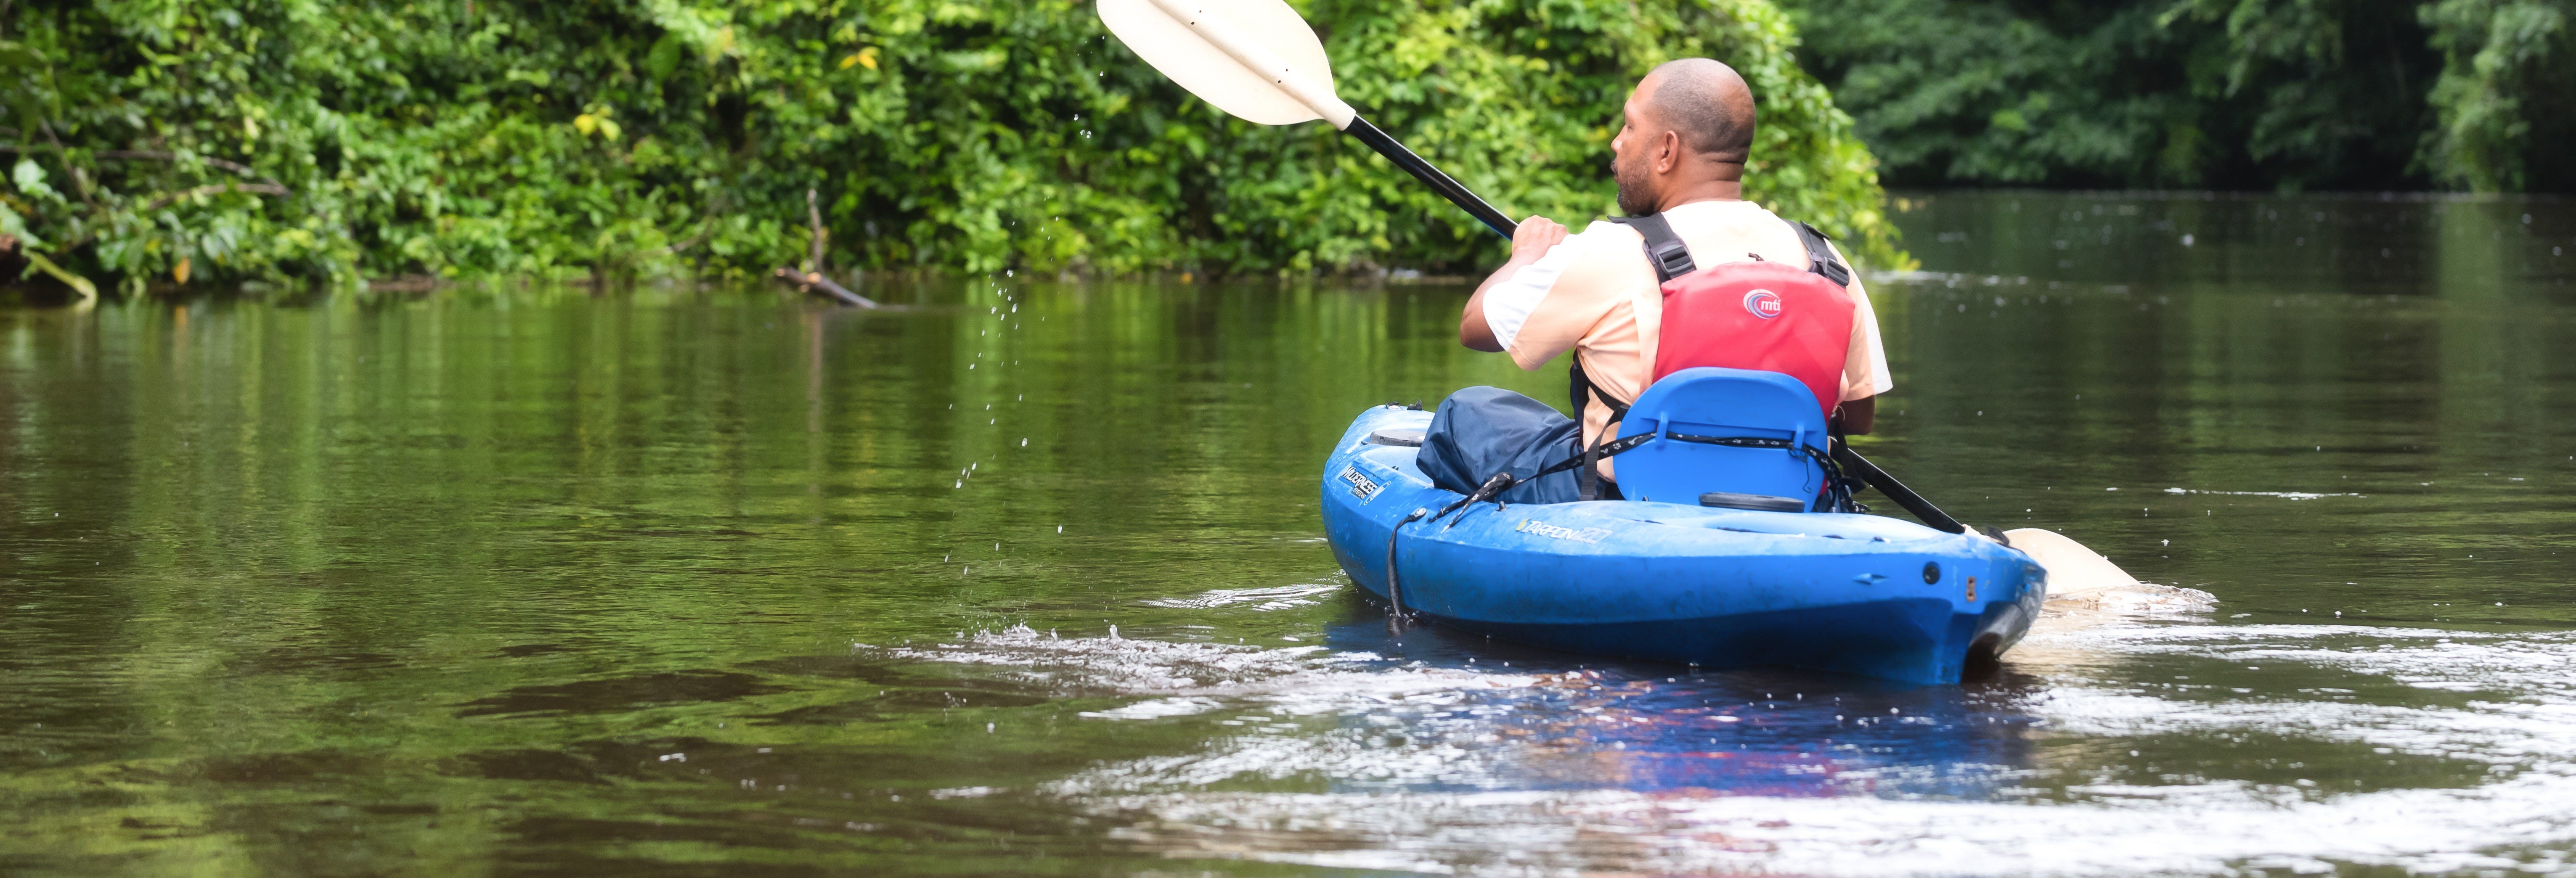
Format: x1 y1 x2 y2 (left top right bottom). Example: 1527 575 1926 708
1321 405 2045 684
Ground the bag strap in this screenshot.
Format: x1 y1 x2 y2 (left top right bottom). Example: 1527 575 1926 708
1791 220 1852 288
1569 212 1850 502
1567 358 1630 421
1565 358 1633 501
1574 212 1697 500
1619 212 1848 288
1607 214 1696 283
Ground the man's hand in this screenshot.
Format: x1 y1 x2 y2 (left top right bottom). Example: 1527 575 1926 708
1461 217 1569 352
1510 216 1567 261
1833 397 1875 435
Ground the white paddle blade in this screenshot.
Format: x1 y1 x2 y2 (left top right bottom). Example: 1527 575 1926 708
2003 527 2139 598
1097 0 1345 127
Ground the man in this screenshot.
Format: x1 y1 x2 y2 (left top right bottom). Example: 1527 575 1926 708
1417 58 1893 503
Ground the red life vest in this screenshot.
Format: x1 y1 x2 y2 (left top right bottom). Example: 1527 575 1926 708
1615 214 1856 420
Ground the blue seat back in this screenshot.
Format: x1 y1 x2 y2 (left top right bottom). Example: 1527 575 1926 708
1612 367 1829 509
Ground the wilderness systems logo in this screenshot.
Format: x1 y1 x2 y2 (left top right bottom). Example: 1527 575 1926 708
1338 465 1381 501
1515 518 1611 544
1742 288 1783 320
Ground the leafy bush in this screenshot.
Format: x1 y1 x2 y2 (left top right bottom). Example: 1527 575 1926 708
1783 0 2436 190
2419 0 2576 191
1780 0 2575 193
0 0 1899 294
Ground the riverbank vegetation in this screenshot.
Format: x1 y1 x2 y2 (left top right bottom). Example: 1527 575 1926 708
0 0 1893 295
1781 0 2574 193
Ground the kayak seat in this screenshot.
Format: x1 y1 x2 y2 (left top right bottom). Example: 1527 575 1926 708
1611 366 1829 510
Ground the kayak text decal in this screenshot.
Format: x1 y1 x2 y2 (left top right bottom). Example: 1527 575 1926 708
1338 465 1381 501
1516 518 1611 544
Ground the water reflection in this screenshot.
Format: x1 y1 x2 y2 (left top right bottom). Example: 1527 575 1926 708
1313 611 2048 799
1 191 2573 875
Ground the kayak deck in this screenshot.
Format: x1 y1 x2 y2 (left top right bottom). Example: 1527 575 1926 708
1321 405 2044 684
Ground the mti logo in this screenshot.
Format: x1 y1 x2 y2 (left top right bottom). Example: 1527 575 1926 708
1742 288 1784 320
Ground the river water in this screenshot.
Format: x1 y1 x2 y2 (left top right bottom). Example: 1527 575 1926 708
3 191 2573 876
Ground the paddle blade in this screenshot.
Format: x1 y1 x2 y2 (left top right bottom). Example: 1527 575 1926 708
2003 527 2139 598
1097 0 1337 125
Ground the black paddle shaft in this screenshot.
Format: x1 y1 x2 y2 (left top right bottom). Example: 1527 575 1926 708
1342 116 1516 239
1832 443 1967 534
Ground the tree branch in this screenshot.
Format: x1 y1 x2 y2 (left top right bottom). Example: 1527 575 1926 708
100 151 275 185
34 122 94 208
772 266 877 308
140 182 289 213
0 145 293 196
665 215 714 255
805 187 826 272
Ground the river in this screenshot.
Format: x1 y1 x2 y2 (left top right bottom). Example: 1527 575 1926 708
3 191 2572 875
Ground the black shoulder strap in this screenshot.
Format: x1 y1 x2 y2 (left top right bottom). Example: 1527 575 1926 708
1607 214 1696 283
1790 220 1852 288
1565 359 1630 502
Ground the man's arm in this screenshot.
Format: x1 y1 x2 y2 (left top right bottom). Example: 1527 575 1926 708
1834 397 1874 435
1826 236 1887 436
1459 217 1569 352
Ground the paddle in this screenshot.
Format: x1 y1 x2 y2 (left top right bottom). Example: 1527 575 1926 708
1833 443 2139 594
1095 0 1514 239
1095 0 2140 597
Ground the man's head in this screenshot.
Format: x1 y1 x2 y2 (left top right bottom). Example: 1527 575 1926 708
1611 58 1757 215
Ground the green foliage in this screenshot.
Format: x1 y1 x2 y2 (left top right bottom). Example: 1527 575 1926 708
0 0 1900 291
2419 0 2576 191
1779 0 2539 192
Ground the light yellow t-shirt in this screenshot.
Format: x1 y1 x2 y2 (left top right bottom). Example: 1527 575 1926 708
1479 200 1895 475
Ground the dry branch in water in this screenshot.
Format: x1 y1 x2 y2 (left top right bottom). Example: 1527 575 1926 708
771 266 877 308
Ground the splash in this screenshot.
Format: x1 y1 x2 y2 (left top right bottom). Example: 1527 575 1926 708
865 624 1538 705
1053 622 2576 875
1140 583 1343 611
2041 581 2218 618
863 616 2576 875
2161 487 2364 500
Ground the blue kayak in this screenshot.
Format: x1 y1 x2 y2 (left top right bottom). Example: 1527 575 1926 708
1320 404 2045 684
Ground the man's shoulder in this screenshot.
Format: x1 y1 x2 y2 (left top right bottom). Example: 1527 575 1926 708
1564 219 1654 267
1664 200 1793 236
1540 220 1659 306
1570 217 1643 246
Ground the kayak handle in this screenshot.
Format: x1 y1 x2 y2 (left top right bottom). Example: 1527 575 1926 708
1386 507 1429 627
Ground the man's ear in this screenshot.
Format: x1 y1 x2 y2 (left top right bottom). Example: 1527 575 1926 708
1654 130 1682 174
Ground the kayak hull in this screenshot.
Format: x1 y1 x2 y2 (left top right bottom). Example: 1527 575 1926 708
1322 405 2044 684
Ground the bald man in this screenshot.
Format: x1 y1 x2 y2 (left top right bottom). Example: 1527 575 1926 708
1415 59 1892 504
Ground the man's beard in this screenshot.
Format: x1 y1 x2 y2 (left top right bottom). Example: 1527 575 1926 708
1614 154 1654 216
